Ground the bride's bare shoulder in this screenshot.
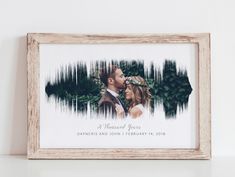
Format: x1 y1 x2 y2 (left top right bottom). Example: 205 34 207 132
129 106 143 118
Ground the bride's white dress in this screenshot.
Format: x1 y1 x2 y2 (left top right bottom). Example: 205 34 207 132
127 104 149 118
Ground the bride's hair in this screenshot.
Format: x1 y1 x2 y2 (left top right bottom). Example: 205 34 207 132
125 76 151 107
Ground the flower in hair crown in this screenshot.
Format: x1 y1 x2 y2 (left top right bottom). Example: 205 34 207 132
125 77 147 87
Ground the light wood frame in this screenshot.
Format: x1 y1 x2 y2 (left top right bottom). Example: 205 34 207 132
27 33 211 159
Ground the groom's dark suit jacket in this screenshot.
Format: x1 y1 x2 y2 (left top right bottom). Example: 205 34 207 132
98 91 127 117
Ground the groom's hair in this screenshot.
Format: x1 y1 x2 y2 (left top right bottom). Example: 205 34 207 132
100 65 119 87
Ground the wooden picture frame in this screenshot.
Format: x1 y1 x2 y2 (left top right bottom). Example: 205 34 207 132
27 33 211 159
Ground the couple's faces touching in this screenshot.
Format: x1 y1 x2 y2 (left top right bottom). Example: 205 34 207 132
108 68 134 100
114 69 134 101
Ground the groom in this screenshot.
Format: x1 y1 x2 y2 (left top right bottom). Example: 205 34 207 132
98 65 127 118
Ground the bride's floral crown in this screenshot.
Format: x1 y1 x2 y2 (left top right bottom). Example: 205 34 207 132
125 77 148 87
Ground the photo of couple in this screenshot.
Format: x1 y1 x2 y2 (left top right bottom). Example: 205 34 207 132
98 65 151 119
45 59 193 119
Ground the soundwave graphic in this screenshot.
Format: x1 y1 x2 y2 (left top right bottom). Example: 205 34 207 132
45 60 192 118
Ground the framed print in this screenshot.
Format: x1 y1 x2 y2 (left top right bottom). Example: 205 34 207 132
27 33 211 159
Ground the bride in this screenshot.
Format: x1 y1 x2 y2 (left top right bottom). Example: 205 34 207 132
115 76 151 118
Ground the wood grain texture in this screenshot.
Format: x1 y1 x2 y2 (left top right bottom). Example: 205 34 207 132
28 33 208 44
198 34 211 159
28 148 208 160
27 34 40 158
27 33 211 159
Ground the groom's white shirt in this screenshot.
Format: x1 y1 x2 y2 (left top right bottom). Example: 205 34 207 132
107 89 124 109
107 89 119 97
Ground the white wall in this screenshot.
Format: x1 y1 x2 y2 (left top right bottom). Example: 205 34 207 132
0 0 234 156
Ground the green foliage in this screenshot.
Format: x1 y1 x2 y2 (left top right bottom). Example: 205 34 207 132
45 63 102 112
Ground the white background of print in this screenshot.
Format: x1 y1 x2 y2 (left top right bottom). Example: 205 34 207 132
40 44 197 148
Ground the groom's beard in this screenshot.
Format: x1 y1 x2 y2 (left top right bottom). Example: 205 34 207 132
114 81 125 91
